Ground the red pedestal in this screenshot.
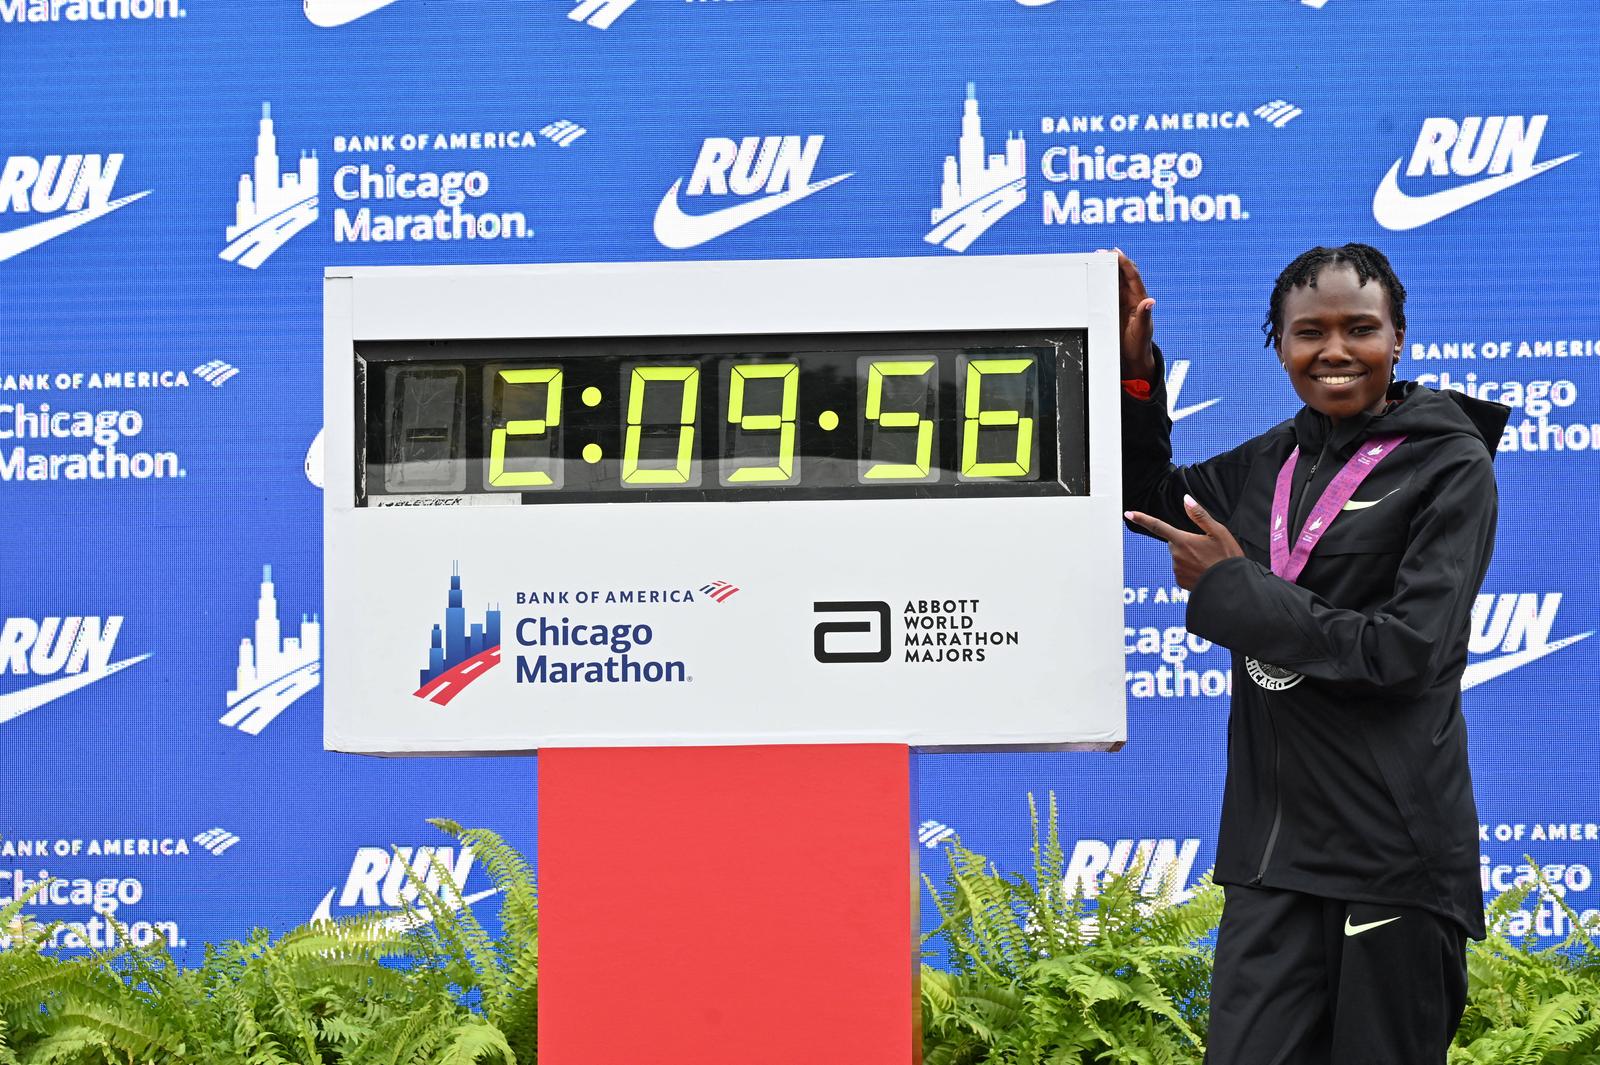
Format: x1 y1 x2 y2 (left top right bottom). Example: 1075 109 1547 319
539 744 919 1064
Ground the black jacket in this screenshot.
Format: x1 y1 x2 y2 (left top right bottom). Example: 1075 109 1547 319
1124 347 1510 937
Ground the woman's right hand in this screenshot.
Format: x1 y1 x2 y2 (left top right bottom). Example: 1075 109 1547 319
1111 249 1156 383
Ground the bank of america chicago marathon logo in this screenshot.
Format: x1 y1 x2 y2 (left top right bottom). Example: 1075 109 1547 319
653 135 852 250
926 86 1299 253
1373 115 1579 232
220 104 589 269
303 0 635 28
218 566 321 735
0 0 184 25
411 564 730 706
0 152 150 264
0 615 149 727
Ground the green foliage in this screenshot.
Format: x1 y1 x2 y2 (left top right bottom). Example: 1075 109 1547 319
1449 865 1600 1065
0 822 534 1064
920 794 1224 1065
5 815 1599 1064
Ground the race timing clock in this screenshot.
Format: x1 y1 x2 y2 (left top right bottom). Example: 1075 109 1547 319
323 256 1125 754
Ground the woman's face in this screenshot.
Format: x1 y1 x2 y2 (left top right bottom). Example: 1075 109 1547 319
1277 264 1403 424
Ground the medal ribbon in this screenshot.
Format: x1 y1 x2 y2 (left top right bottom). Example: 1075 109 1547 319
1269 434 1407 585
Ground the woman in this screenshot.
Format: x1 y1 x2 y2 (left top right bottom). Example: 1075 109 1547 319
1118 244 1508 1065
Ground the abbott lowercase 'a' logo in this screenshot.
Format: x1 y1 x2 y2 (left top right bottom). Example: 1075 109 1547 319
0 153 150 263
220 104 318 269
926 84 1026 253
654 135 851 250
414 563 501 706
1373 116 1578 231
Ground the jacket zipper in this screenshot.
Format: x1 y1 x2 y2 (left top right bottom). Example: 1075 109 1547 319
1252 438 1330 886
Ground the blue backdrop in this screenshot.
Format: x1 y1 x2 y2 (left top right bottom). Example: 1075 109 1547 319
2 0 1596 957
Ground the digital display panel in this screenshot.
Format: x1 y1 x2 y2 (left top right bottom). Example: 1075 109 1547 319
356 330 1085 504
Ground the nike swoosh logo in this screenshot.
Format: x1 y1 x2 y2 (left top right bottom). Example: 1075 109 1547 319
1344 915 1401 937
1462 631 1593 692
0 654 151 726
303 0 402 26
652 172 852 250
311 886 499 927
1341 488 1400 512
0 191 151 263
1171 397 1222 422
1372 153 1579 231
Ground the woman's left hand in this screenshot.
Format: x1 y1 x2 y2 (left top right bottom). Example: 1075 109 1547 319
1125 495 1245 590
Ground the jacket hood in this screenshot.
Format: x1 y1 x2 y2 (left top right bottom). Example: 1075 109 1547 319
1292 380 1511 459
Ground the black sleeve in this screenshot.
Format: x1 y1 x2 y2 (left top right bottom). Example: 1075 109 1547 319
1184 444 1499 697
1123 344 1258 538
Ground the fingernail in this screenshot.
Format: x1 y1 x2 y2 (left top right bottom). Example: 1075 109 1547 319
1123 511 1135 521
1183 494 1198 509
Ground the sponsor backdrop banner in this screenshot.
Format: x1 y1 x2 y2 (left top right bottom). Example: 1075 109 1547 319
1 0 1596 954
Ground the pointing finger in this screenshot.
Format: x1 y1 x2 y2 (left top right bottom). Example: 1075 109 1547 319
1125 510 1180 543
1183 494 1221 535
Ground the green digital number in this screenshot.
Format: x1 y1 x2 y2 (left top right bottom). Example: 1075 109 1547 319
623 365 700 485
488 367 562 488
726 363 798 483
961 358 1034 478
863 360 935 481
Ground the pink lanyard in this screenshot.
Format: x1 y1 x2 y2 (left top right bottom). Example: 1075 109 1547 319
1269 435 1407 585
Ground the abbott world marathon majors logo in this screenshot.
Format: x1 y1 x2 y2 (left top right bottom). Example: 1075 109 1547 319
0 616 148 727
925 86 1297 252
654 136 852 250
411 563 720 707
813 599 1021 665
0 153 150 264
1373 116 1578 231
219 566 321 735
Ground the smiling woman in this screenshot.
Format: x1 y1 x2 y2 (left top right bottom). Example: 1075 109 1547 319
1118 244 1511 1065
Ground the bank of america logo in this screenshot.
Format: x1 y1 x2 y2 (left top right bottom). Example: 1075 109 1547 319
700 580 740 603
414 563 501 707
220 104 318 270
219 565 322 735
193 828 241 856
1254 100 1303 128
918 820 957 848
569 0 637 29
540 120 587 148
926 84 1026 253
194 360 240 387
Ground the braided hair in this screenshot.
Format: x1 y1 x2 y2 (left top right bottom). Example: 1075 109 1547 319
1262 243 1407 349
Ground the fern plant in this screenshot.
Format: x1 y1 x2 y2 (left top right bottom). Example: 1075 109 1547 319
921 794 1223 1065
0 821 533 1064
1449 865 1600 1065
